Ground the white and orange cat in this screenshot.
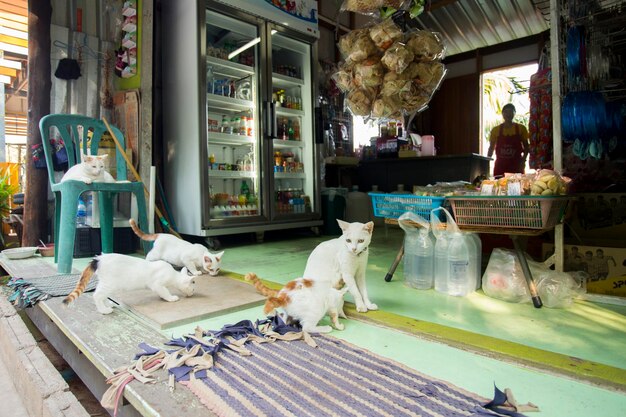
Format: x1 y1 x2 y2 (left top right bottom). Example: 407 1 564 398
245 273 347 333
63 253 196 315
303 220 377 313
129 219 223 276
60 154 116 184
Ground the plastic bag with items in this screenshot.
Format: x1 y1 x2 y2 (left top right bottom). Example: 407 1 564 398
482 248 587 307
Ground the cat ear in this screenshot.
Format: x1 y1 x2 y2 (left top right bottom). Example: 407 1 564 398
215 251 224 260
364 221 374 234
181 267 189 276
99 153 108 160
83 154 93 162
340 287 349 295
203 255 212 264
337 219 350 231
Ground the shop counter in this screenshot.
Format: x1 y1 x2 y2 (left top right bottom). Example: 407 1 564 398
357 153 491 192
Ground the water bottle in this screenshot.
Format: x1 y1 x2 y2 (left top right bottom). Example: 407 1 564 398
467 233 482 290
76 198 87 227
405 228 434 289
434 234 449 293
447 231 471 296
206 65 215 94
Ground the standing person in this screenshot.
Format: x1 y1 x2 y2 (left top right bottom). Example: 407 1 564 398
487 103 530 177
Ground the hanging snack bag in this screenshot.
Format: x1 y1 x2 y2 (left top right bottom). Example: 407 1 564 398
381 42 415 74
369 18 404 50
405 30 446 61
338 29 379 63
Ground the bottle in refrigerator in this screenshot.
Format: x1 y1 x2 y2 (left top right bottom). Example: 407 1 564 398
206 65 214 94
239 116 247 135
294 119 300 140
288 119 295 140
231 117 239 134
281 118 288 140
220 115 230 134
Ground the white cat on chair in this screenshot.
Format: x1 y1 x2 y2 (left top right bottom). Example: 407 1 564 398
303 219 378 313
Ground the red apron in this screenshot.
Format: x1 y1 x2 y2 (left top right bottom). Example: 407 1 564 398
494 124 524 176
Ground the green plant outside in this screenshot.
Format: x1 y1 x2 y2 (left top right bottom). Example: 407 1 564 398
0 168 18 248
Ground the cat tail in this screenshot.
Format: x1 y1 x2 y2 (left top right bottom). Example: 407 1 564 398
244 273 279 297
128 218 158 241
63 258 98 304
263 295 289 315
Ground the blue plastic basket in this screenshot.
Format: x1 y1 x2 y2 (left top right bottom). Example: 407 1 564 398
369 192 446 220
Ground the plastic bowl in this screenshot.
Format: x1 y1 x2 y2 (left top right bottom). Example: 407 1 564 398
38 244 55 257
1 247 38 259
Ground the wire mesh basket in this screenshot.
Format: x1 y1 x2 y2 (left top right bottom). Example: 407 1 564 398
369 192 446 220
447 195 572 231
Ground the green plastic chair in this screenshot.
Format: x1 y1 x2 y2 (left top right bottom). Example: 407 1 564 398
39 114 151 273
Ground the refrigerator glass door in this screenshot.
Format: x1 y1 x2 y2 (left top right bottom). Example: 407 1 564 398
206 10 263 221
269 31 315 218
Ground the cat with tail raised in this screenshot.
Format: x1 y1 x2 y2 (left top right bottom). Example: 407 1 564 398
60 154 116 184
303 219 377 313
245 273 347 333
63 253 196 315
129 219 223 276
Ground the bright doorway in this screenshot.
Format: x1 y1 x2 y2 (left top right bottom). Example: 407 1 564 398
481 63 538 172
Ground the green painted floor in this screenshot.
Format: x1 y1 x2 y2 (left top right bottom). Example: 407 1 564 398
68 226 626 417
170 226 626 417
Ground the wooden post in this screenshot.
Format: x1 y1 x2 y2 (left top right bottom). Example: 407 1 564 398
22 0 52 246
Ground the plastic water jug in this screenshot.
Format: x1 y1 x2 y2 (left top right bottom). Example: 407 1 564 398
466 233 482 290
76 198 87 227
447 232 472 296
346 186 370 223
399 212 434 290
433 235 449 293
431 206 477 296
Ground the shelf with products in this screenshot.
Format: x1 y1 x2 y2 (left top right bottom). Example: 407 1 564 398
275 172 305 179
208 132 255 146
275 106 304 117
207 169 257 179
273 138 304 149
207 94 254 112
272 72 304 88
207 56 254 78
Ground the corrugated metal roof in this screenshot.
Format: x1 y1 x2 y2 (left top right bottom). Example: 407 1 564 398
413 0 549 57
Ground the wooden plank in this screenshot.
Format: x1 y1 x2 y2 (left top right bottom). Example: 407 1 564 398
0 17 28 32
0 33 28 47
0 11 27 24
29 297 213 417
113 274 265 330
0 0 27 15
0 66 16 77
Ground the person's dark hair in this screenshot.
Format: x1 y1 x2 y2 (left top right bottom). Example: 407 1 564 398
502 103 516 113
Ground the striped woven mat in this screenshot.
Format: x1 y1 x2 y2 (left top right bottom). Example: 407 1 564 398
181 335 507 417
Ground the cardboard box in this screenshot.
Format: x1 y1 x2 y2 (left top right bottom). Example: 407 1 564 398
542 243 626 297
568 193 626 240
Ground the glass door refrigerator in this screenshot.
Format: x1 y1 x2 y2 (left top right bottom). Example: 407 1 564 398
162 0 321 240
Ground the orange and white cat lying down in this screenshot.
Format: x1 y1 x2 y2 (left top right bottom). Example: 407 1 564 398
245 273 347 333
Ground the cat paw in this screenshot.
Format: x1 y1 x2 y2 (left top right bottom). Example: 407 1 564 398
356 304 368 313
316 325 333 333
366 302 378 311
334 322 345 331
84 179 93 184
166 295 180 302
192 270 203 276
98 307 113 314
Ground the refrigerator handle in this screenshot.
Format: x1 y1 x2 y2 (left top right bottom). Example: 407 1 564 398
270 101 277 139
264 101 270 137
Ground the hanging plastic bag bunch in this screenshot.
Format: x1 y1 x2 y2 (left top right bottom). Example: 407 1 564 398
333 2 447 119
430 207 480 296
399 212 434 289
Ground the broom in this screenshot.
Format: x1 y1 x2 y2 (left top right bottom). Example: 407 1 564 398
102 117 182 239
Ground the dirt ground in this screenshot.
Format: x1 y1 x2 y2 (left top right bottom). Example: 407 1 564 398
38 339 110 416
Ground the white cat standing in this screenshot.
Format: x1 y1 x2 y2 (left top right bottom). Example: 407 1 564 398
63 253 196 315
303 220 377 313
60 154 116 184
129 219 224 276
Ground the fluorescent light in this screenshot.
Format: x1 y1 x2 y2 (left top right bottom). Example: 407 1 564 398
228 37 261 60
271 29 277 35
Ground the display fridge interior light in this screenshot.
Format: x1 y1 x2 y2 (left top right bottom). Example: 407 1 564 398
228 29 278 60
